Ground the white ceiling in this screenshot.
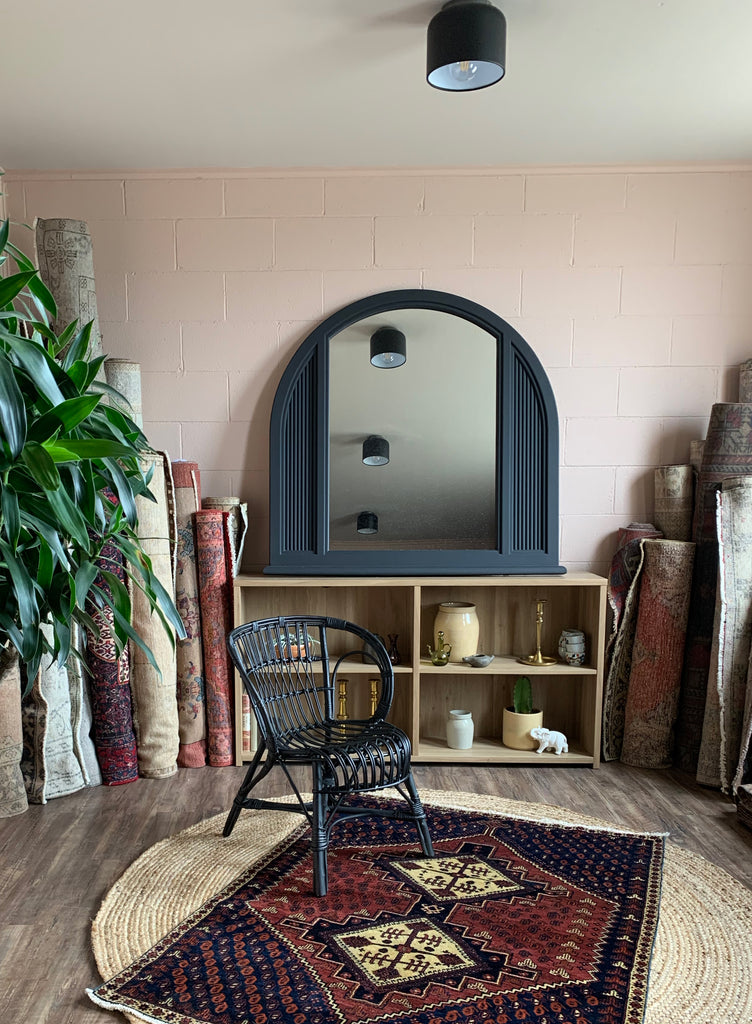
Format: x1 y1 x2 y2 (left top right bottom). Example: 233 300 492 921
3 0 752 171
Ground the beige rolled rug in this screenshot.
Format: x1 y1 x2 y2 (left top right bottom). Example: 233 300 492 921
698 478 752 791
34 218 103 360
129 452 179 779
738 358 752 403
172 461 206 768
20 625 87 803
202 496 248 576
0 647 28 817
653 465 694 542
621 540 695 769
104 358 143 428
69 623 102 787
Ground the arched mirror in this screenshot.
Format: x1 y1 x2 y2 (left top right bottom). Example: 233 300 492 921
267 289 564 576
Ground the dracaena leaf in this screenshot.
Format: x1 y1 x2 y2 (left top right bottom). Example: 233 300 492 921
0 354 27 458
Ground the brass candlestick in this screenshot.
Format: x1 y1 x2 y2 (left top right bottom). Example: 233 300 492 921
337 678 349 727
517 599 557 666
369 678 379 717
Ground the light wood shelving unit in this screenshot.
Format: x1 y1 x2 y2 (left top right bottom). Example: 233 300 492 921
233 573 607 768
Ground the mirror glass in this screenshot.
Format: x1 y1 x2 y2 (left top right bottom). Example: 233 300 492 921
328 307 496 549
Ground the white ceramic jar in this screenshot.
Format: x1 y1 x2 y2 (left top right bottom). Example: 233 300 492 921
434 602 480 663
446 709 474 749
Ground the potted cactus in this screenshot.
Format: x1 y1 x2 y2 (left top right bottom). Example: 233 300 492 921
502 676 543 750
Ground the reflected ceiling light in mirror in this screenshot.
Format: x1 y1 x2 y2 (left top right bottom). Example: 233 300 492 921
427 0 506 92
357 511 379 534
370 327 406 368
362 435 390 466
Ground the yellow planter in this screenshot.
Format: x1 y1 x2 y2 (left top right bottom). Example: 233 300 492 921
502 707 543 750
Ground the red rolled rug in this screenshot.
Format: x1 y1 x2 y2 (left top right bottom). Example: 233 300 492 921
602 523 662 761
85 541 138 786
620 540 695 769
194 509 235 767
172 461 206 768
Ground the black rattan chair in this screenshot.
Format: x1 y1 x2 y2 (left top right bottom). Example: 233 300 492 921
224 615 434 896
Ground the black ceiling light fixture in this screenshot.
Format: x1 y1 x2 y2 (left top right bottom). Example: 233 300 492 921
362 435 390 466
427 0 506 92
357 511 379 535
370 326 406 368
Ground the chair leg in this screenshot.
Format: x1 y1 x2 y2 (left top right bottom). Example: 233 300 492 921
404 770 434 858
311 764 330 897
223 739 270 838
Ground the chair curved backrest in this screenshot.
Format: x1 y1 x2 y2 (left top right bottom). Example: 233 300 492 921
227 615 395 757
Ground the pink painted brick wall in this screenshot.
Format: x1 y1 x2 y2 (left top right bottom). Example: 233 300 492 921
5 166 752 574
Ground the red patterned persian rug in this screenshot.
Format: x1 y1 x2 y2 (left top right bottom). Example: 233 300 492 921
88 799 664 1024
193 508 234 767
620 539 695 770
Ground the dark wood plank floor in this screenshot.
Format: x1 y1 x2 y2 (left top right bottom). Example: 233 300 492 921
1 761 750 1023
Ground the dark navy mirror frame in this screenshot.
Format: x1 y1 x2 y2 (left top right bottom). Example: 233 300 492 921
266 289 565 576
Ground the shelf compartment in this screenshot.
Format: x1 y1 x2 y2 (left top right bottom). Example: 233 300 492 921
419 655 597 675
415 735 595 765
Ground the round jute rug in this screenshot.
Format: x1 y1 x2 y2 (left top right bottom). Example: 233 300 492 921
91 789 752 1024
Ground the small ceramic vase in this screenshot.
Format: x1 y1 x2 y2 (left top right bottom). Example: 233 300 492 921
434 602 479 663
446 709 474 750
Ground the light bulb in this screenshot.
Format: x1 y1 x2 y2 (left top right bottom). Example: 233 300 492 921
448 60 479 84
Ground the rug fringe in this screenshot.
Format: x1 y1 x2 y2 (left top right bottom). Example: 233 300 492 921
87 987 164 1024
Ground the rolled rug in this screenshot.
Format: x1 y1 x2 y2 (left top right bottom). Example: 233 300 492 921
34 217 103 361
654 465 694 542
85 541 138 786
602 523 663 762
676 404 752 774
20 625 87 803
202 496 248 576
697 478 752 791
194 509 235 767
0 647 28 817
620 540 695 769
172 461 207 768
69 622 102 787
104 358 143 428
129 453 179 779
739 359 752 403
605 522 663 659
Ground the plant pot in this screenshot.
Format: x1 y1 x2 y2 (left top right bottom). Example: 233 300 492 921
502 706 543 751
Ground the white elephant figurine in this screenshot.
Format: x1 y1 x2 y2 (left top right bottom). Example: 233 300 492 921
530 726 568 755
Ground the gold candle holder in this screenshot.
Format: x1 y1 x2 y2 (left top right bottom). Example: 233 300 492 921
369 678 379 717
337 678 349 725
517 599 557 666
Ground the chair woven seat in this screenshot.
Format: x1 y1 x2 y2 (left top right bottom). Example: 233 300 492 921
223 615 434 896
277 720 413 790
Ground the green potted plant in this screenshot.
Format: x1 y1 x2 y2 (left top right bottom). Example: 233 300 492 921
0 217 185 691
502 676 543 750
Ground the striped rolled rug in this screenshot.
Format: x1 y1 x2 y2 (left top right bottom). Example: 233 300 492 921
676 404 752 774
697 478 752 792
172 461 206 769
620 540 696 769
194 509 235 767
